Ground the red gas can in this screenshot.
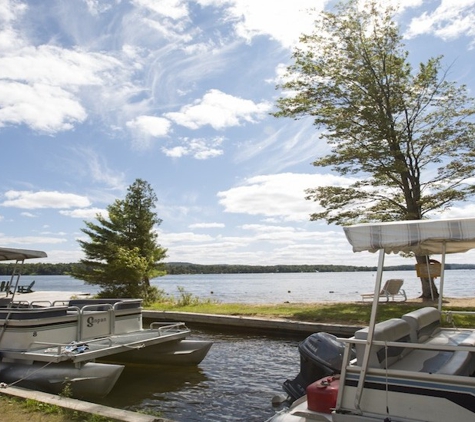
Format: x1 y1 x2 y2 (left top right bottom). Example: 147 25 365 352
306 375 340 413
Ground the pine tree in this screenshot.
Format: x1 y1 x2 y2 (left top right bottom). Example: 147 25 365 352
71 179 167 303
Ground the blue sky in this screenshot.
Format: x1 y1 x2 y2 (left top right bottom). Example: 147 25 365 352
1 0 475 267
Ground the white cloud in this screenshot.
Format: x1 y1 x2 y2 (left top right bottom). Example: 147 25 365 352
164 89 272 130
405 0 475 43
0 0 27 52
60 208 107 219
189 222 225 229
20 212 37 218
197 0 322 48
74 148 126 191
2 191 91 209
0 235 66 245
162 136 225 159
0 41 123 133
84 0 114 15
132 0 189 20
0 45 120 86
0 82 87 132
160 231 215 244
126 116 171 137
161 224 352 265
235 118 324 173
126 115 172 149
218 173 356 222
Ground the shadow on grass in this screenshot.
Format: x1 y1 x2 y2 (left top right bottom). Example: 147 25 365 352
292 302 475 328
291 303 425 325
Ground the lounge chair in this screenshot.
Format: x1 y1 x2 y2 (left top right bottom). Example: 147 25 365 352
360 278 406 302
17 280 35 294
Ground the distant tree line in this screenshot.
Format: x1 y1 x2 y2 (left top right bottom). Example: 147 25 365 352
1 262 474 276
0 263 77 276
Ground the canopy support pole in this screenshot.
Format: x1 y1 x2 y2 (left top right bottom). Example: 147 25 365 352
354 248 385 411
438 242 447 312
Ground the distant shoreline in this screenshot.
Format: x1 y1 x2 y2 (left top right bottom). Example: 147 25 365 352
1 262 475 276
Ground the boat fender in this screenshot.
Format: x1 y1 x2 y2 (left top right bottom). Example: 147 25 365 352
307 375 340 413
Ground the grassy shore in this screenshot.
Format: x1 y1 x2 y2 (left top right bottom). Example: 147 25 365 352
0 395 119 422
147 299 475 328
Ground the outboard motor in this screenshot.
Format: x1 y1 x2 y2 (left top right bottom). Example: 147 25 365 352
283 332 354 403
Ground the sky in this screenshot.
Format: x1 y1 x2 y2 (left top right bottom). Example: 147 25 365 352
1 0 475 267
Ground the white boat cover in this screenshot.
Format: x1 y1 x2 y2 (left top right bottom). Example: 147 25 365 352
0 247 47 261
343 218 475 255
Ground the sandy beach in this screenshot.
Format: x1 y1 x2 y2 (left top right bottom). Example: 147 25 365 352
7 290 475 308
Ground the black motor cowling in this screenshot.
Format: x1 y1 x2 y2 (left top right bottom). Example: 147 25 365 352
283 332 354 403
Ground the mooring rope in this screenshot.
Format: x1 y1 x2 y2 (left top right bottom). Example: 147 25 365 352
0 360 55 389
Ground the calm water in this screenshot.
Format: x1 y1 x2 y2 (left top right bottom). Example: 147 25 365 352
96 329 302 421
11 271 475 421
17 269 475 303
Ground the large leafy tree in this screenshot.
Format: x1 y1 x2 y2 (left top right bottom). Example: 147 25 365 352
274 0 475 299
71 179 167 302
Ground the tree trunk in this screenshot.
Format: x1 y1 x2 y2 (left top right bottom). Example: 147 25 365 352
415 255 439 300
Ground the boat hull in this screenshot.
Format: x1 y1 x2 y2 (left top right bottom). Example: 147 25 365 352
0 361 124 398
100 339 213 365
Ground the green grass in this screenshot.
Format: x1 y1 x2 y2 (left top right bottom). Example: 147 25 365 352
147 294 475 328
0 395 119 422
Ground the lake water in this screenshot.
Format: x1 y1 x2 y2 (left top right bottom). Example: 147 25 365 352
16 269 475 304
9 271 475 421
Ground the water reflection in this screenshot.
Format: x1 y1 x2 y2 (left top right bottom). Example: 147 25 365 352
95 328 303 422
98 364 209 407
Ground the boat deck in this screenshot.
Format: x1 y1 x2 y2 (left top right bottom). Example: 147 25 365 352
2 323 190 363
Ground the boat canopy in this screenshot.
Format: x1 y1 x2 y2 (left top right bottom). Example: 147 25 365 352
343 218 475 255
0 247 47 262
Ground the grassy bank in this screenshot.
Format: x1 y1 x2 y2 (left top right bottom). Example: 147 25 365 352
147 299 475 328
0 395 118 422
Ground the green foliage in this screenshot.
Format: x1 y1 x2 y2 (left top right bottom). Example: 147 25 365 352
175 286 203 306
274 0 475 299
274 0 475 225
59 380 73 398
23 398 61 415
13 396 117 421
147 286 219 308
70 179 167 299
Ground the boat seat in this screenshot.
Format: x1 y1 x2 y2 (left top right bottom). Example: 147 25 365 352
354 318 412 368
385 308 475 376
390 347 475 376
402 307 441 343
402 306 475 345
437 351 474 375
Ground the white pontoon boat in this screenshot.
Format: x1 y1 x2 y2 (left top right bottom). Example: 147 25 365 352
0 247 212 398
269 218 475 422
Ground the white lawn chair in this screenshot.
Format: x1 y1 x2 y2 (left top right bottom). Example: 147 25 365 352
361 279 407 302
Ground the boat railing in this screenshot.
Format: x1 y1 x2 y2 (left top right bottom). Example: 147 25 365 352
72 303 115 341
444 310 475 317
150 321 189 335
52 300 70 306
10 300 33 307
31 300 56 307
29 336 114 357
340 335 475 380
343 337 475 354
